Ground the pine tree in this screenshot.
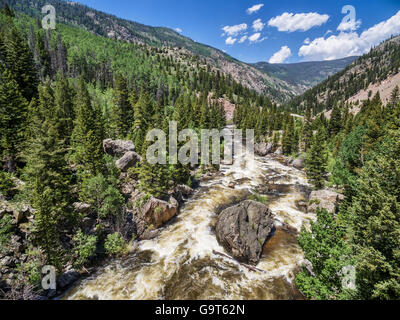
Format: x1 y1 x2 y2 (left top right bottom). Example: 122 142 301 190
24 82 73 268
54 74 75 144
131 90 154 154
1 25 38 102
345 128 400 299
306 124 328 189
303 107 313 151
137 139 170 199
35 31 51 80
3 4 15 18
112 74 133 138
0 63 28 172
390 85 399 106
282 115 295 155
296 208 352 300
71 78 104 177
329 104 342 136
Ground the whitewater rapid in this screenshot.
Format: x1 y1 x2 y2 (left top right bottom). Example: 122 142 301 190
64 131 315 300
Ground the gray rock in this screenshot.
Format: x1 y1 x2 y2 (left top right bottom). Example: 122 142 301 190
103 139 135 158
216 200 275 265
0 256 15 268
308 189 345 214
292 158 305 170
255 142 273 156
73 202 92 214
134 196 179 239
169 185 194 203
116 152 142 171
57 270 80 290
274 147 283 155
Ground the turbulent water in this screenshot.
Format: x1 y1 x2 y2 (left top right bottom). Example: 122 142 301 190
64 128 315 300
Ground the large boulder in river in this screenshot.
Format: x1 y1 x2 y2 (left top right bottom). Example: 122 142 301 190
116 151 142 171
254 142 273 156
133 195 180 239
103 139 136 158
216 200 275 265
142 196 179 229
308 189 345 214
292 158 305 170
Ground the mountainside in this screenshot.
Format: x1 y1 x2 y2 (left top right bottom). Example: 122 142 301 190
1 0 300 102
286 35 400 114
253 57 358 95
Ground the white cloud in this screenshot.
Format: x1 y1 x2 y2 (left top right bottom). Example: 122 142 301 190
269 46 292 63
337 19 362 32
247 4 264 15
268 12 330 32
304 38 310 44
249 33 261 43
222 23 248 36
299 10 400 61
239 35 248 43
225 37 237 45
175 28 182 33
252 19 265 32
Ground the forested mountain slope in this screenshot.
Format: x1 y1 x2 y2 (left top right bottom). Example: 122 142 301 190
253 57 358 96
286 35 400 114
0 0 299 102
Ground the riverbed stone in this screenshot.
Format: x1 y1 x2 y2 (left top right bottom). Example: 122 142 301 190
57 270 80 290
255 142 273 156
216 200 275 265
292 158 305 170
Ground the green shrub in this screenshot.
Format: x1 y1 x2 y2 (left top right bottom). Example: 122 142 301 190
16 246 46 288
104 232 126 256
0 214 13 254
0 171 15 198
73 230 98 268
79 174 124 218
249 194 268 205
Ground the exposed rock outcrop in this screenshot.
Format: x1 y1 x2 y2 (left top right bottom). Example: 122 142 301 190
116 151 142 171
308 189 345 214
133 194 179 239
216 200 275 265
103 139 136 158
254 142 274 156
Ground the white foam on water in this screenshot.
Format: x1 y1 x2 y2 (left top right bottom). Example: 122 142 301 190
66 130 312 300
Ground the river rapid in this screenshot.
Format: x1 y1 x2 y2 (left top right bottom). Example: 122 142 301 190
64 129 315 300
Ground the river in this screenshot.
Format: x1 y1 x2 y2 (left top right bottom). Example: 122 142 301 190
64 129 315 300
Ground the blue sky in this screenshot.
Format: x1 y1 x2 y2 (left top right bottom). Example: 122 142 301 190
74 0 400 64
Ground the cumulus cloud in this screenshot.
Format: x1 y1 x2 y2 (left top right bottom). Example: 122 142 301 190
225 37 237 45
249 33 261 43
337 19 362 32
269 46 292 63
222 23 248 36
239 35 248 43
252 19 265 32
268 12 330 32
304 38 310 44
299 10 400 61
247 4 264 15
175 28 182 33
